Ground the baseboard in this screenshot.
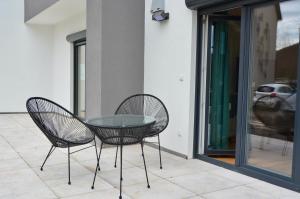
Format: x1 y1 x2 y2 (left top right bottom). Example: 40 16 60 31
0 112 27 114
145 142 188 159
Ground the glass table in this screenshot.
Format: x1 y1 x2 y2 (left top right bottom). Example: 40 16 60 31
87 114 156 129
86 114 156 198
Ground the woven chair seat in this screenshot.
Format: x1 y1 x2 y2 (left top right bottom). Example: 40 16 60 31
115 94 169 137
26 97 94 148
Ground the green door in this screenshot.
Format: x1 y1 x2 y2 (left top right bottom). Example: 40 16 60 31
209 21 230 150
206 17 241 156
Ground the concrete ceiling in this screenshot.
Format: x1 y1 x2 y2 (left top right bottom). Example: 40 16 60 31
26 0 86 25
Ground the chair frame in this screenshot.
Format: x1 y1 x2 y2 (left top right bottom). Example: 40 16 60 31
26 97 99 185
114 94 169 169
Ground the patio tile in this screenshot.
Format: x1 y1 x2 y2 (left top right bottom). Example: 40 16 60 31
246 181 300 199
123 178 196 199
18 145 67 168
33 161 91 181
92 145 119 159
0 115 23 129
61 188 132 199
0 128 32 138
0 137 19 160
202 186 273 199
209 168 258 185
44 174 113 198
80 156 135 172
2 129 49 151
0 150 20 161
122 146 182 168
186 196 205 199
169 172 239 195
99 166 159 187
145 158 218 179
0 191 57 199
0 158 29 172
9 114 36 128
0 168 56 199
70 144 100 162
0 114 298 199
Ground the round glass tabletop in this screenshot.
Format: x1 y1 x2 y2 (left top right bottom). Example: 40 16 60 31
87 114 156 128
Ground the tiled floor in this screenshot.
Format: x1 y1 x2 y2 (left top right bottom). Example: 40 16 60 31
0 114 300 199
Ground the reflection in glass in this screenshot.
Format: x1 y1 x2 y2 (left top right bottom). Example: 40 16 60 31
247 0 300 176
76 45 86 118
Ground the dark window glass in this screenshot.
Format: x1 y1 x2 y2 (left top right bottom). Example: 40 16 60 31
247 0 300 176
257 86 275 92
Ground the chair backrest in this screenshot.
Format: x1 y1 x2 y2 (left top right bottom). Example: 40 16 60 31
26 97 92 147
115 94 169 135
253 95 294 133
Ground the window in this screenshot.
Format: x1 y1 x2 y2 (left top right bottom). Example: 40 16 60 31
257 86 275 93
278 86 293 94
74 39 86 118
247 0 300 176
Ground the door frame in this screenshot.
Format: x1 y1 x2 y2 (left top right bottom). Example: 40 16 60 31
73 39 86 117
193 0 300 192
203 15 241 157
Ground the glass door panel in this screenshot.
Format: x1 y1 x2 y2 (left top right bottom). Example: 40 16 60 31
205 8 241 164
74 42 86 118
247 0 300 176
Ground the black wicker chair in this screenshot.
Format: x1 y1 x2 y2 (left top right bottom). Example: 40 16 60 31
252 95 294 155
88 123 153 199
114 94 169 169
26 97 97 185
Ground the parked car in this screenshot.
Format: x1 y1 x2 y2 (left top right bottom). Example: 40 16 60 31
253 83 295 102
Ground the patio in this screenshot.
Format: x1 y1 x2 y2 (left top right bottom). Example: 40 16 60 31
0 114 299 199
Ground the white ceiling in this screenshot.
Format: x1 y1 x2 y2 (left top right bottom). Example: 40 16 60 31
26 0 86 25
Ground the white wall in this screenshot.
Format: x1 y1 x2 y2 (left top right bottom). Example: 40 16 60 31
0 0 54 112
0 0 86 112
144 0 197 157
52 13 86 110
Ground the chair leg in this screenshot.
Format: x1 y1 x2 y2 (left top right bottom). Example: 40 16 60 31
41 145 55 171
94 139 101 171
158 135 162 169
114 146 118 168
98 142 103 170
141 141 150 188
91 142 103 189
282 136 289 156
68 145 71 185
119 145 123 199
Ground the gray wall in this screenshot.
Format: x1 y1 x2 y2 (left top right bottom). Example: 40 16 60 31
86 0 145 118
24 0 59 22
86 0 102 119
101 0 145 115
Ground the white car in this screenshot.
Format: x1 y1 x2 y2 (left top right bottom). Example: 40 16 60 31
254 83 294 100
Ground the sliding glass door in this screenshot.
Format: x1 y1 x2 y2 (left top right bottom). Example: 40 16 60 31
196 0 300 190
204 9 241 164
246 0 300 177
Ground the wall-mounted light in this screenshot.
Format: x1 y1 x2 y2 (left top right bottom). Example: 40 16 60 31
151 0 169 22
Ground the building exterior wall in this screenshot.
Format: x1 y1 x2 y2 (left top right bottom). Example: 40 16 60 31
0 0 54 112
0 1 85 112
86 0 145 119
52 13 86 110
86 0 102 118
101 0 145 116
144 0 197 157
24 0 58 22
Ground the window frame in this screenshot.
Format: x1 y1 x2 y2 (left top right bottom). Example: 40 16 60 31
194 0 300 192
73 39 86 118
